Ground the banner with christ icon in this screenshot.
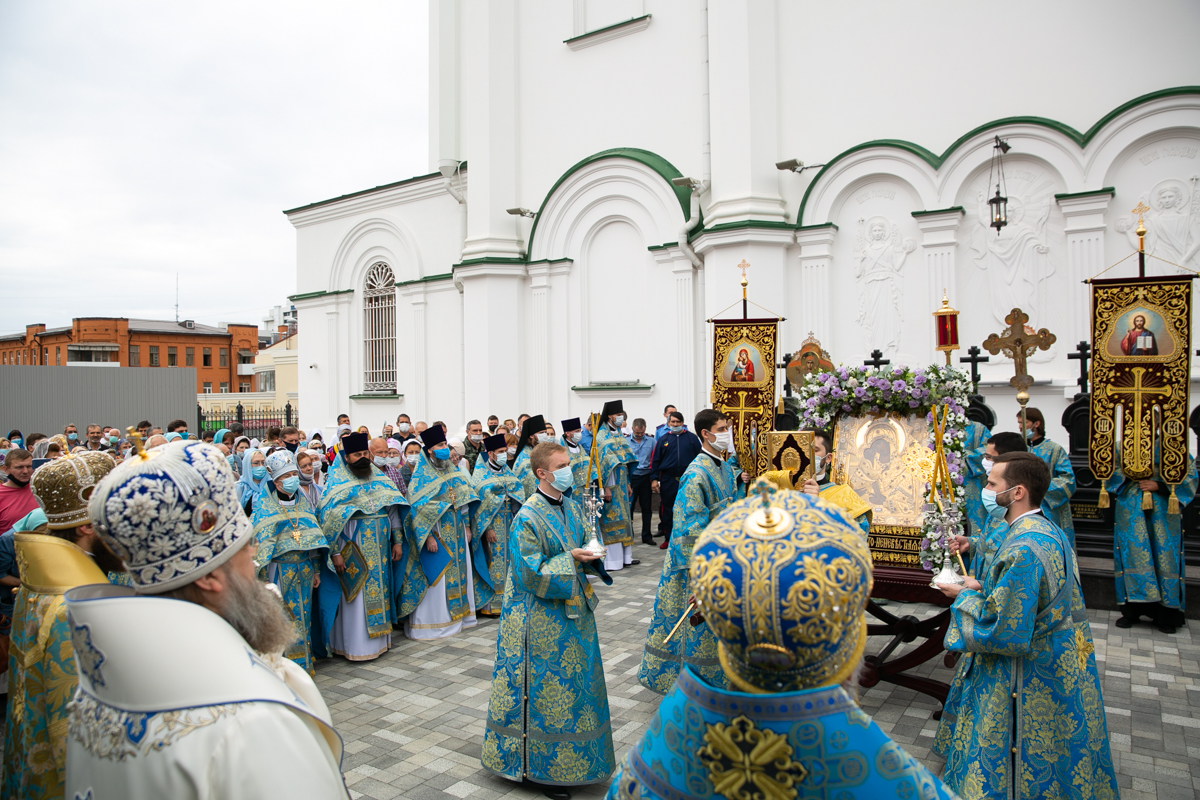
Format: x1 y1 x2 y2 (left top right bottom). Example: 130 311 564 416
711 319 777 478
1089 275 1192 511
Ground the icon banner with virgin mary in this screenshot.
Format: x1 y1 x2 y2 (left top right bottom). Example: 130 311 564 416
711 319 777 479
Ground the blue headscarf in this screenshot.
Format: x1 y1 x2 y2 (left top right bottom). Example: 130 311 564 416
213 428 232 447
235 448 267 509
164 432 182 443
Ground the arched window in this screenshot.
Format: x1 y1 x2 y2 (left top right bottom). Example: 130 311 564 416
362 262 396 393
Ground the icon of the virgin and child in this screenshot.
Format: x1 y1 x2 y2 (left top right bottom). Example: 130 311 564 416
723 343 762 383
1107 307 1172 358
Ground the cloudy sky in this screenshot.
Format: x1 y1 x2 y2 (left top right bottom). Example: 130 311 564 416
0 1 428 334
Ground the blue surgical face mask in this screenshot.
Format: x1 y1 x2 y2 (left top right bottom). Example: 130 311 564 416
67 432 78 441
432 447 450 461
251 465 267 480
981 486 1015 519
10 439 20 448
668 425 683 434
494 452 508 466
226 454 236 469
550 465 574 491
280 475 300 495
108 435 119 445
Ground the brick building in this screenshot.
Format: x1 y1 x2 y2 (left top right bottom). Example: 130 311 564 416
0 318 259 394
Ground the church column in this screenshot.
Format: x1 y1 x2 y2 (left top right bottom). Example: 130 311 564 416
704 0 787 227
913 207 965 357
324 308 340 422
460 0 523 260
1057 189 1114 350
400 283 428 420
795 224 837 344
457 263 527 417
654 246 701 414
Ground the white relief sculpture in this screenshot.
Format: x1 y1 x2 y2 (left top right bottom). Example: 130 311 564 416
969 171 1055 327
853 215 915 354
1114 176 1200 274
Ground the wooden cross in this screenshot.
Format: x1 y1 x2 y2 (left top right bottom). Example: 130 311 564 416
1067 341 1091 394
125 426 149 460
863 349 891 369
959 345 989 391
981 308 1056 397
719 390 764 432
1104 367 1172 475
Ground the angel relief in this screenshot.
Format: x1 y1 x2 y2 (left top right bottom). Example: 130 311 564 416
853 216 915 355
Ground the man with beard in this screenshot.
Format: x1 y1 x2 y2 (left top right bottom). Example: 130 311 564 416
399 426 492 639
66 440 348 798
470 433 524 616
315 432 407 661
511 415 550 499
3 450 123 800
594 400 639 571
559 418 589 497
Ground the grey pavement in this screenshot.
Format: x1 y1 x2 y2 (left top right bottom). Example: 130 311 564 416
318 540 1200 800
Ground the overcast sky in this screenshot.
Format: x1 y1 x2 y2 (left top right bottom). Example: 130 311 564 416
0 1 428 335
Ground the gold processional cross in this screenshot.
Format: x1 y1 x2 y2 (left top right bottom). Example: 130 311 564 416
1104 366 1172 477
719 390 764 433
982 308 1056 433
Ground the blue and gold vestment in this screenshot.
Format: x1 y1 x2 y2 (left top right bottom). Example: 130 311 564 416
638 453 738 694
314 462 408 655
1028 438 1077 548
595 425 637 546
401 456 493 621
934 512 1118 799
1110 453 1197 616
481 492 615 787
608 668 958 800
562 440 590 497
960 421 991 538
512 449 536 500
471 457 524 615
252 483 329 675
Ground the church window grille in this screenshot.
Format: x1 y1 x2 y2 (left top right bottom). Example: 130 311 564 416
362 262 396 393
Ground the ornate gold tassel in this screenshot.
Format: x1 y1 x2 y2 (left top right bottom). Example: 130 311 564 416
1097 481 1109 509
1142 490 1155 511
1168 485 1180 516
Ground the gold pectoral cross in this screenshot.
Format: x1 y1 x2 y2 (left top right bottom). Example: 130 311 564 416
1105 366 1172 474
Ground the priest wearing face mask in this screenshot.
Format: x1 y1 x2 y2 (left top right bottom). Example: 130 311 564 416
958 418 993 542
399 426 494 640
594 400 640 571
251 451 328 676
559 418 589 497
314 432 408 662
512 415 552 500
1017 407 1077 548
470 433 524 616
949 431 1027 577
789 429 872 534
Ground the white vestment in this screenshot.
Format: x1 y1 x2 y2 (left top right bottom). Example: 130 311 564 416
64 584 347 800
329 508 401 660
403 519 477 640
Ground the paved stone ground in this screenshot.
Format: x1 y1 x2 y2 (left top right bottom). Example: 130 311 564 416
318 540 1200 800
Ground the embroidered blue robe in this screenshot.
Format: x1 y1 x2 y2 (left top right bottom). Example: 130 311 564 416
513 449 536 499
471 457 524 615
252 484 329 675
1110 454 1197 613
966 514 1008 577
934 512 1117 800
1028 438 1077 548
961 421 992 538
482 493 615 787
314 463 408 657
608 667 957 800
638 453 738 694
595 425 637 546
561 440 590 497
400 455 493 620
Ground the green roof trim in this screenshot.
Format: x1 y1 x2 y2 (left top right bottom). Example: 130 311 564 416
526 258 574 266
571 383 655 392
397 272 454 287
796 86 1200 225
283 162 467 215
287 288 354 302
451 257 527 269
795 222 839 232
349 394 403 400
647 242 679 251
911 206 965 218
1054 187 1116 201
689 219 794 242
563 15 651 45
526 147 691 257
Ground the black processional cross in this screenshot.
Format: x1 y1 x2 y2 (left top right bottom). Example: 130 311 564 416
863 349 891 369
1067 341 1091 396
959 345 989 393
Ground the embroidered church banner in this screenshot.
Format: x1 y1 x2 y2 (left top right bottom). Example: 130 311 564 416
1089 275 1192 494
712 319 777 478
765 431 814 483
833 413 933 569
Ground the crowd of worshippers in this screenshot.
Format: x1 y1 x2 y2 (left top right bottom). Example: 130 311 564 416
0 396 1179 799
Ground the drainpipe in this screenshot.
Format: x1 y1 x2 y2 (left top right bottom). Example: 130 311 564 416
679 186 705 268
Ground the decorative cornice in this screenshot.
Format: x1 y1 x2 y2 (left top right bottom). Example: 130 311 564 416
282 164 467 222
911 206 965 218
1054 187 1116 201
288 288 354 303
564 14 651 51
571 383 655 392
349 394 403 400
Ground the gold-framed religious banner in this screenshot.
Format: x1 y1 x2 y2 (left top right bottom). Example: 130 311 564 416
1089 275 1192 511
761 430 814 489
833 413 934 569
712 318 777 479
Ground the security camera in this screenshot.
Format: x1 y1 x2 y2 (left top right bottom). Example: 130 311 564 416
506 207 535 218
670 176 705 190
308 363 317 369
776 159 825 174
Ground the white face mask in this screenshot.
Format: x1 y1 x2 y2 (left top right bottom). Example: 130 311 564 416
982 457 994 475
536 433 551 444
494 452 508 466
405 454 419 465
614 415 626 427
507 447 517 457
373 456 387 467
397 423 410 433
469 434 483 442
708 430 732 452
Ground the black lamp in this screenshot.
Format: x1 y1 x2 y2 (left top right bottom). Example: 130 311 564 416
987 135 1010 234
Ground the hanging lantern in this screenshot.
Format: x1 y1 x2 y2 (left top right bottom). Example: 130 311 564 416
933 290 960 366
987 135 1011 235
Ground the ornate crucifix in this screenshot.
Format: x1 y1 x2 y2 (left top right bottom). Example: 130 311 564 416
981 307 1056 433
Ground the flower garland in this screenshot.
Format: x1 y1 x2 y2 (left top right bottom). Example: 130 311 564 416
797 363 973 572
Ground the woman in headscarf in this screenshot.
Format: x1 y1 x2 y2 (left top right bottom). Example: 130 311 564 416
164 432 182 443
213 428 234 448
235 447 268 515
296 450 323 507
5 430 22 450
307 428 324 448
229 436 251 477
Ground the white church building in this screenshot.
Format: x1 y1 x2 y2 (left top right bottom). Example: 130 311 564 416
286 0 1200 443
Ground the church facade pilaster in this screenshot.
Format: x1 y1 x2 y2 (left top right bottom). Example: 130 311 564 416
1056 189 1115 351
525 259 572 416
457 261 528 418
400 283 429 420
795 224 838 346
913 207 965 358
653 246 703 415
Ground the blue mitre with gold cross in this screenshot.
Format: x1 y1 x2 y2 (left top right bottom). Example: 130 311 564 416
606 483 959 800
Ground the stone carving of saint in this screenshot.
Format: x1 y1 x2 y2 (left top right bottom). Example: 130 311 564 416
969 187 1053 326
854 216 915 354
1115 177 1200 274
